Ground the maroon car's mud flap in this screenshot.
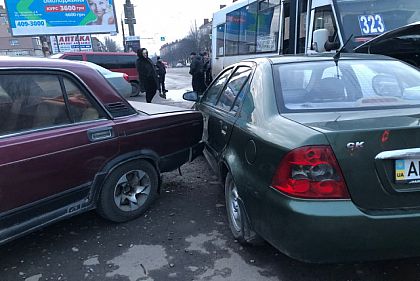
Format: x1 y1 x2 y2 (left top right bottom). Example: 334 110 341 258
159 142 204 173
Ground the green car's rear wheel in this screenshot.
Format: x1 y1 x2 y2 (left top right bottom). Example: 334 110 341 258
225 172 246 242
225 172 263 245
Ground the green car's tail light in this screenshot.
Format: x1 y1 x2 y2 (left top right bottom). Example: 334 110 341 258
271 146 350 199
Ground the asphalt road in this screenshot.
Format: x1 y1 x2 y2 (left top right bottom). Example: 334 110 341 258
130 67 194 106
2 68 420 281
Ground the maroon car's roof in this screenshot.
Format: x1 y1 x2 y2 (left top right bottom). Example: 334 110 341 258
0 56 130 107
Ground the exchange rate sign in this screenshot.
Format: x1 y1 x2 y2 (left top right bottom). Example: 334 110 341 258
5 0 118 36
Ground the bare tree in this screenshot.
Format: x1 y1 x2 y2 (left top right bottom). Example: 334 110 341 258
160 19 212 66
200 31 211 52
105 37 118 52
188 20 200 51
188 20 212 53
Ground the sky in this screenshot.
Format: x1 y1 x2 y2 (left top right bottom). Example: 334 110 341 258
0 0 233 54
111 0 232 54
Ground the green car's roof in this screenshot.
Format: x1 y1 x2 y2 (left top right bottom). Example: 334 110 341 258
245 53 396 65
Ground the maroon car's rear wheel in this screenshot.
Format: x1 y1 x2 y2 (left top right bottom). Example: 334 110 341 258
97 160 158 222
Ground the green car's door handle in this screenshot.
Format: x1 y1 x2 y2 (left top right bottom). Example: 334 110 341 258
221 125 228 136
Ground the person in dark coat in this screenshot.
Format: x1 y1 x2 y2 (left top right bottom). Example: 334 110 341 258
155 56 167 98
202 51 212 87
136 48 159 103
189 52 206 94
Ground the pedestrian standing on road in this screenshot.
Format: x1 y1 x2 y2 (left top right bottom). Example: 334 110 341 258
189 52 206 94
202 51 213 87
156 56 167 98
136 48 159 103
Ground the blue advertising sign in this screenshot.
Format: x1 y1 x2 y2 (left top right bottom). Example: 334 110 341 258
5 0 118 36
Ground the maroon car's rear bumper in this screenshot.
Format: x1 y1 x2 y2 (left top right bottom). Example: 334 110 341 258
159 141 204 173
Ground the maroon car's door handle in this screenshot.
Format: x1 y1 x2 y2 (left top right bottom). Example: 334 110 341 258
87 127 114 142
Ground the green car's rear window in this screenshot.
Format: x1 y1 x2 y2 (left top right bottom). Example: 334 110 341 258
273 59 420 112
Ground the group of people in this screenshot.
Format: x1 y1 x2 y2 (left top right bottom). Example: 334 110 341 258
135 48 212 104
135 48 167 103
189 51 212 94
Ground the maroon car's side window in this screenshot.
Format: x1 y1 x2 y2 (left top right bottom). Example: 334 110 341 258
0 74 72 136
62 78 103 122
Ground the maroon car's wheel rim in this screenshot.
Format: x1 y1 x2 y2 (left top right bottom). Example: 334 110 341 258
228 181 242 232
113 170 151 212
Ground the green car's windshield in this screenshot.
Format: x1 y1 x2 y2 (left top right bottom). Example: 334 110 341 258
274 58 420 112
335 0 420 48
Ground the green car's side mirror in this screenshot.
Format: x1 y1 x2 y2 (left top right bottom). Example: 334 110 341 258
183 91 199 102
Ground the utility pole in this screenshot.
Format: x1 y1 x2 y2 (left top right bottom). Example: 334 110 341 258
121 17 126 52
124 0 136 36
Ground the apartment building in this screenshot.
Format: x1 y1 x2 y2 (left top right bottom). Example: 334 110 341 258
0 5 43 56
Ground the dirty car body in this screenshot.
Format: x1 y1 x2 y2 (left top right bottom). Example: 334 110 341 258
187 54 420 262
0 57 203 245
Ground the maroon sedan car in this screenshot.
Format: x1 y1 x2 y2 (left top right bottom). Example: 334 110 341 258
0 57 203 244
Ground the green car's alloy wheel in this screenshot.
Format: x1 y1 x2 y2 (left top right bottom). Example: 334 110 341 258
225 172 246 242
97 160 158 222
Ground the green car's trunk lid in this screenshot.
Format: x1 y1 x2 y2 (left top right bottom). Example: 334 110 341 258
284 109 420 211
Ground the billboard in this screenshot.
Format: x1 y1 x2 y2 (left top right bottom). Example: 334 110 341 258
50 35 93 53
5 0 118 36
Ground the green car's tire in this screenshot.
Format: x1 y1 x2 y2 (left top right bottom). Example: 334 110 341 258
225 172 263 245
225 172 248 243
97 160 158 222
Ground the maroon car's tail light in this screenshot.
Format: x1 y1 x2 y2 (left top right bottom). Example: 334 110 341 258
123 73 129 82
271 146 350 199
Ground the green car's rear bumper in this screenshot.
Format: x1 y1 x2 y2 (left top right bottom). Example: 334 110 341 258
264 188 420 263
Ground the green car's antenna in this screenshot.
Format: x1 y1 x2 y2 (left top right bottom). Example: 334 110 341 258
333 34 354 67
333 34 353 78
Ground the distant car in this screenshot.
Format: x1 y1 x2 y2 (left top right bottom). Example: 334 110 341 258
50 52 142 96
176 63 183 67
184 54 420 262
77 61 133 98
0 57 203 245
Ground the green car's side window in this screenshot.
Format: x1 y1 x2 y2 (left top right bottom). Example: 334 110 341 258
238 84 255 123
201 68 233 105
216 66 252 113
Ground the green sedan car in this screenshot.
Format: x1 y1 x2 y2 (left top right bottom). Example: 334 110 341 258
184 54 420 262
